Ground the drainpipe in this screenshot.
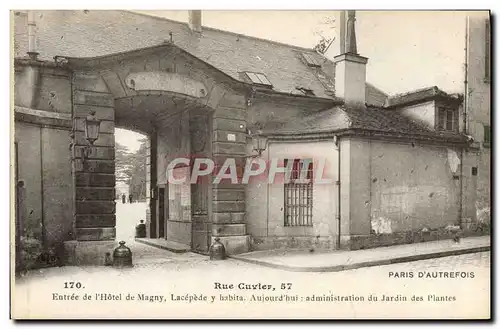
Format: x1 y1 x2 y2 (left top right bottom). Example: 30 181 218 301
335 136 341 248
459 16 470 227
26 10 40 109
463 16 469 135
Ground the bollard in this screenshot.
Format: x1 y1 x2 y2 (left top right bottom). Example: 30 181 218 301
209 237 226 260
112 241 133 268
135 220 146 238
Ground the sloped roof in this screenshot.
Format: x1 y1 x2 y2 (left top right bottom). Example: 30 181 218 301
366 83 389 107
14 10 386 103
266 105 467 143
385 86 462 108
262 106 350 134
14 10 334 98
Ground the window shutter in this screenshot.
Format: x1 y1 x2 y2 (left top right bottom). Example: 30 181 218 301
484 125 491 143
485 18 491 81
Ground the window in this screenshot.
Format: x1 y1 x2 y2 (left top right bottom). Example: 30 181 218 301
245 72 272 87
484 125 491 145
302 52 321 67
485 19 491 82
437 107 457 132
284 159 313 227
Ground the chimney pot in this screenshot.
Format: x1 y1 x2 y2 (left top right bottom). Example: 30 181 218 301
345 10 358 54
27 10 37 54
27 51 39 61
333 11 368 107
188 10 202 33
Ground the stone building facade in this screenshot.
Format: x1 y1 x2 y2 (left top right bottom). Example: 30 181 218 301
13 10 490 266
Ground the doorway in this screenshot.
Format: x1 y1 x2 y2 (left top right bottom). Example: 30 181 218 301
157 186 167 239
114 128 149 241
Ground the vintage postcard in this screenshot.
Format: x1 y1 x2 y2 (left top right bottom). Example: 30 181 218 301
11 9 491 319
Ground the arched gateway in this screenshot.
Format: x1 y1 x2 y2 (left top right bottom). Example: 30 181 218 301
21 43 250 264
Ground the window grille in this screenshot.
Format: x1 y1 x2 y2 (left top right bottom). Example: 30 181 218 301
284 159 313 227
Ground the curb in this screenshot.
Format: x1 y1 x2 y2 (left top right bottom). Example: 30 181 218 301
229 245 490 273
134 238 190 254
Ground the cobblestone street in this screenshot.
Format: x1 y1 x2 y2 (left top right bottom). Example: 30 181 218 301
115 201 148 242
13 202 491 319
14 237 490 319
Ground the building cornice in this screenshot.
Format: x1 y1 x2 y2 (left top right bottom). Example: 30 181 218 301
14 106 72 128
266 127 470 148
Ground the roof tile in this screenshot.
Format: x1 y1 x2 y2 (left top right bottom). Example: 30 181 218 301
15 10 386 104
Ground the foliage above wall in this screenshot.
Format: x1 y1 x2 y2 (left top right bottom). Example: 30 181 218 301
115 139 148 201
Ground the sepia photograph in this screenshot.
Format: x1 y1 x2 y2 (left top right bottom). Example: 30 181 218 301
10 8 491 319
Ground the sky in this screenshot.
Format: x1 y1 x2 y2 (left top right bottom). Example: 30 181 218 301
137 10 471 94
117 10 475 150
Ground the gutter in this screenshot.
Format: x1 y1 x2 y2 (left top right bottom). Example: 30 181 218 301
264 128 470 147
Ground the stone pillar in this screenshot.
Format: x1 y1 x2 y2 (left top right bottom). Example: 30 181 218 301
338 137 372 249
211 93 250 254
72 72 116 242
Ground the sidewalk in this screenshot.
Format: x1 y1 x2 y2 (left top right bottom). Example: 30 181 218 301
135 238 190 253
230 235 490 272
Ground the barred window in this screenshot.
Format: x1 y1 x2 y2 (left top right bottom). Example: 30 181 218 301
284 159 313 227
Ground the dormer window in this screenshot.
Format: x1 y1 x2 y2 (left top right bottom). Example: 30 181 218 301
302 53 321 67
437 107 458 132
245 72 272 87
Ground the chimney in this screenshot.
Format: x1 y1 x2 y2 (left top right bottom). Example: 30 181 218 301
27 10 38 55
188 10 202 33
333 10 368 108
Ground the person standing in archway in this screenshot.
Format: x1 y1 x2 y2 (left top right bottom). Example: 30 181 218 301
122 194 126 204
129 194 133 204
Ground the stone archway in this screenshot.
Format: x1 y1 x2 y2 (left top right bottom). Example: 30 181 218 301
68 43 251 257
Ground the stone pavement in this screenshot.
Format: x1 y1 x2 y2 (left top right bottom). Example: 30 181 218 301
13 246 490 319
231 235 491 272
115 201 148 242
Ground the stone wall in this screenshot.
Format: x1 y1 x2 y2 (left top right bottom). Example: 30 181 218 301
211 92 250 254
246 140 339 251
466 13 491 228
72 72 116 241
14 59 75 268
341 137 468 250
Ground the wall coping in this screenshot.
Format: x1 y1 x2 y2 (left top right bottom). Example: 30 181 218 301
14 106 72 128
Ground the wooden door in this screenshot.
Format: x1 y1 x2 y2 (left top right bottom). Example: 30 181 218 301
190 113 212 254
158 187 165 238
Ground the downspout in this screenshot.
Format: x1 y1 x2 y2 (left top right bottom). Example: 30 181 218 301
26 10 40 109
335 136 341 248
266 142 270 237
459 16 469 227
